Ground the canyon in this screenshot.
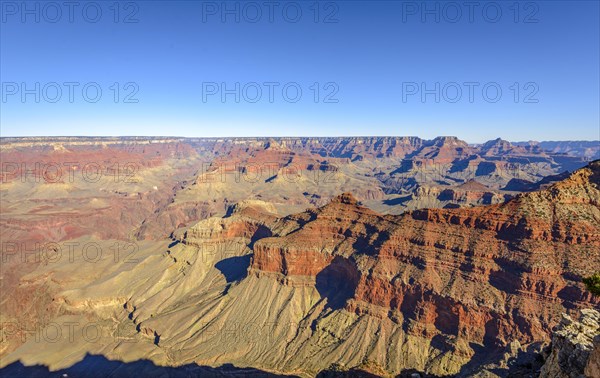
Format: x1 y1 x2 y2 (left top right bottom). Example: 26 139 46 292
0 137 598 377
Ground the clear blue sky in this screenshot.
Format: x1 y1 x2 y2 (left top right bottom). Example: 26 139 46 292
1 0 599 142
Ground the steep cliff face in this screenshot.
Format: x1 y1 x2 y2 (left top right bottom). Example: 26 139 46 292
248 162 600 357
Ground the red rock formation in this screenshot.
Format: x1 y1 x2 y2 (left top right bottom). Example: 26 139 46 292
250 161 600 352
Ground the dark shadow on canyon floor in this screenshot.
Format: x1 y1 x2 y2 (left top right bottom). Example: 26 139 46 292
316 256 360 310
0 354 299 378
382 196 411 206
215 255 252 283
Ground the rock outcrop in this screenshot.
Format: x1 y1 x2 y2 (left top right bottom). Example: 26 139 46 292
539 309 600 378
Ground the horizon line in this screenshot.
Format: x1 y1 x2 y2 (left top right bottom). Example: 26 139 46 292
1 135 599 144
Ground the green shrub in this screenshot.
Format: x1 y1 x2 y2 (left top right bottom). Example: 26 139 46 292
583 273 600 296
